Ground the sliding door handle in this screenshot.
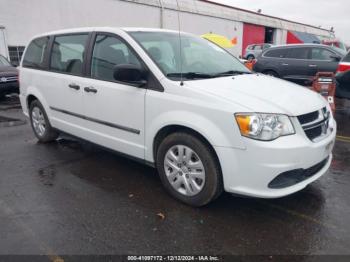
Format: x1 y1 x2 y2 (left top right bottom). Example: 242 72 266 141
84 86 98 94
69 83 80 90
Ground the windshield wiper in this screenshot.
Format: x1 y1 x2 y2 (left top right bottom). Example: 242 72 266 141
212 70 252 78
167 72 214 80
167 70 252 80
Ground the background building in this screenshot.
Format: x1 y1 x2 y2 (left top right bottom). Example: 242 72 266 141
0 0 335 64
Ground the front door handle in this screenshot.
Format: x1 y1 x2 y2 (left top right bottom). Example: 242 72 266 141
69 83 80 90
282 63 289 66
309 64 317 67
84 86 98 94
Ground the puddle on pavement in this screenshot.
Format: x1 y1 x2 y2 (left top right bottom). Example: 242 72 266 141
332 141 350 171
38 166 56 186
0 115 26 127
56 138 84 150
0 94 21 110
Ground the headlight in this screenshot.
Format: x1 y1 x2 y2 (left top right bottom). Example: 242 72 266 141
235 113 295 141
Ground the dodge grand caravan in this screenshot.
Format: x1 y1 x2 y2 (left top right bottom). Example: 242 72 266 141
19 28 336 206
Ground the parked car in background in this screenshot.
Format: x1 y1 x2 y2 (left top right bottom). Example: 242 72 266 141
20 28 336 206
253 44 345 85
244 43 273 60
0 54 19 100
336 51 350 99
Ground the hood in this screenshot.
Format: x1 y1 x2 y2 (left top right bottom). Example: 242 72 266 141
0 66 18 76
185 74 326 116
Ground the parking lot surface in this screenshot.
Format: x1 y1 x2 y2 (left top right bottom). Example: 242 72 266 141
0 95 350 256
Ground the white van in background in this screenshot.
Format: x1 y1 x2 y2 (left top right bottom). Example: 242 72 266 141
19 27 336 206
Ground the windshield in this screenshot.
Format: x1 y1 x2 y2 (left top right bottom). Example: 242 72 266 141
330 46 347 57
129 31 250 80
0 55 11 66
343 52 350 62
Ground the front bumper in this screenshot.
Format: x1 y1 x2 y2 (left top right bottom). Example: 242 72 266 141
216 119 336 198
0 82 19 95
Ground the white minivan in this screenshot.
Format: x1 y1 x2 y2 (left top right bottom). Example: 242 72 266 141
19 27 336 206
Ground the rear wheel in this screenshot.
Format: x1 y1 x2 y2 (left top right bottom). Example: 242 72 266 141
263 70 279 78
29 100 59 143
156 132 223 207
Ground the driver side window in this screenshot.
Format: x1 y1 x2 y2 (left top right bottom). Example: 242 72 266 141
91 34 141 82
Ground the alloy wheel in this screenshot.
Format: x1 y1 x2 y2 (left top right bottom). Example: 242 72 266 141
164 145 206 196
31 106 46 137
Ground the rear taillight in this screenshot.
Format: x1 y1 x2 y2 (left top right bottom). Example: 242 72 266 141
337 63 350 73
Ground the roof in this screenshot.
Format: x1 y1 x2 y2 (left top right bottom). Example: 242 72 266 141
272 43 330 47
200 0 331 33
30 27 189 39
122 27 180 33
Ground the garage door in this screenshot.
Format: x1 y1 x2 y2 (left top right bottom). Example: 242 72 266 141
242 23 265 56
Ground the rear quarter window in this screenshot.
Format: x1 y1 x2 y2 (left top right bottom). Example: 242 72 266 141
263 48 287 58
22 36 50 69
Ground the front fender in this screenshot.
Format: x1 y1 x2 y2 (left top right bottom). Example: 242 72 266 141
145 110 245 163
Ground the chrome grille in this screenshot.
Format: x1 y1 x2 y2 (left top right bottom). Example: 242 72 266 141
297 107 330 142
0 76 18 83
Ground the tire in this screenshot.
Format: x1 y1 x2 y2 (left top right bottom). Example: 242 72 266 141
156 132 223 207
263 70 279 78
29 100 59 143
247 55 255 61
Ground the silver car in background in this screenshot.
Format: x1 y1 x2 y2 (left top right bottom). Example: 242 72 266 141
244 43 274 60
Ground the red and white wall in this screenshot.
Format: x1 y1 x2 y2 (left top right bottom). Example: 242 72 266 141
0 0 334 59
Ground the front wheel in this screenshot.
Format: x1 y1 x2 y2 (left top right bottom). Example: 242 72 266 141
29 100 59 143
156 132 223 207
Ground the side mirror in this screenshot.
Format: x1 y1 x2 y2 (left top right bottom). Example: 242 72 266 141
11 61 18 67
330 55 341 62
113 64 147 87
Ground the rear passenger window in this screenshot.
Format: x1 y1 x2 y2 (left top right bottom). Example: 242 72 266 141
311 48 335 61
264 49 286 58
22 36 49 69
91 34 141 82
50 34 88 76
286 48 309 59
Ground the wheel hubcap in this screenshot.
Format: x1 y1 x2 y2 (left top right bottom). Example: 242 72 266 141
164 145 205 196
31 107 46 137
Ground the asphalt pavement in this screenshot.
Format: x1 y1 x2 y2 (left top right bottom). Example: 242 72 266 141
0 95 350 258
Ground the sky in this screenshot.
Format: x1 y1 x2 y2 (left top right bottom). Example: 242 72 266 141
212 0 350 45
